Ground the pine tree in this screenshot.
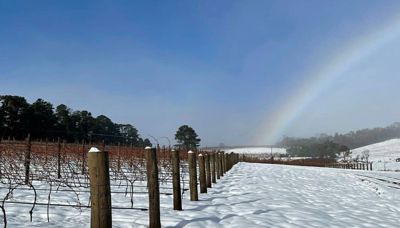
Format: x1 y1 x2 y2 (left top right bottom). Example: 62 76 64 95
174 125 201 150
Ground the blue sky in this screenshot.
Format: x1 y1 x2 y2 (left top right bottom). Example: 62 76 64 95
1 1 400 146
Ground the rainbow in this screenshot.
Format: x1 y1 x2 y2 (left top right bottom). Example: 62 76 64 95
256 15 400 144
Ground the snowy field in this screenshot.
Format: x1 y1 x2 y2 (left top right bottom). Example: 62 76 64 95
349 139 400 171
3 162 400 227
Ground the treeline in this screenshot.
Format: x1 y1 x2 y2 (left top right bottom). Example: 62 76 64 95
277 122 400 159
278 122 400 150
0 95 152 146
285 141 349 160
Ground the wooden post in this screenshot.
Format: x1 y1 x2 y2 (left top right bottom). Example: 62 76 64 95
198 153 207 193
145 147 161 228
117 142 121 172
226 153 230 171
223 152 227 173
216 152 220 180
82 140 86 175
205 153 212 188
171 150 182 210
229 153 233 170
211 152 216 183
57 138 62 179
24 134 31 185
370 162 373 171
220 152 224 176
88 147 112 228
44 138 48 164
188 151 198 201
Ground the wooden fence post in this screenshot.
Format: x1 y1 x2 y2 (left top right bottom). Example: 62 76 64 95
216 152 221 180
220 152 224 177
205 153 212 188
229 153 233 170
88 147 112 228
82 140 86 175
117 142 121 172
222 152 228 174
171 150 182 210
145 147 161 228
211 152 216 183
57 137 62 179
188 151 198 201
226 153 230 171
24 134 31 185
199 153 207 193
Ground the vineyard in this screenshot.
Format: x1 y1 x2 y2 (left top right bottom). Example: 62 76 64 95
0 137 234 227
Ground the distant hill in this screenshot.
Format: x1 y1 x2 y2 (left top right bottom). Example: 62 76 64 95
349 138 400 171
278 122 400 150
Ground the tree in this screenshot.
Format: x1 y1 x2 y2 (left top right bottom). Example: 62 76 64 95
175 125 201 150
29 99 57 139
55 104 72 139
117 124 140 146
361 150 370 163
0 95 30 138
340 145 351 161
143 138 152 147
0 95 145 144
70 110 94 142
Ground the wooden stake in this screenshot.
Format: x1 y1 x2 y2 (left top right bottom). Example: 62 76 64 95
199 153 207 193
82 140 86 175
88 147 112 228
146 147 161 228
24 134 31 185
172 150 182 210
188 151 198 201
216 152 220 180
205 153 211 188
57 138 62 179
211 152 216 184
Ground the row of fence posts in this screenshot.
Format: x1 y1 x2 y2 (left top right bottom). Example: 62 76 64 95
329 162 373 171
88 148 239 228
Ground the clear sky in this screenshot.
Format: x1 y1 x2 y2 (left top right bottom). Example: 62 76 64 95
1 0 400 146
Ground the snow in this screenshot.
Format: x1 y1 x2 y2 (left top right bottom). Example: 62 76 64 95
3 163 400 227
88 147 100 153
349 139 400 171
161 163 400 227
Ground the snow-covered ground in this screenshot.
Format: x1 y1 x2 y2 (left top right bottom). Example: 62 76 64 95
3 163 400 227
349 139 400 171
